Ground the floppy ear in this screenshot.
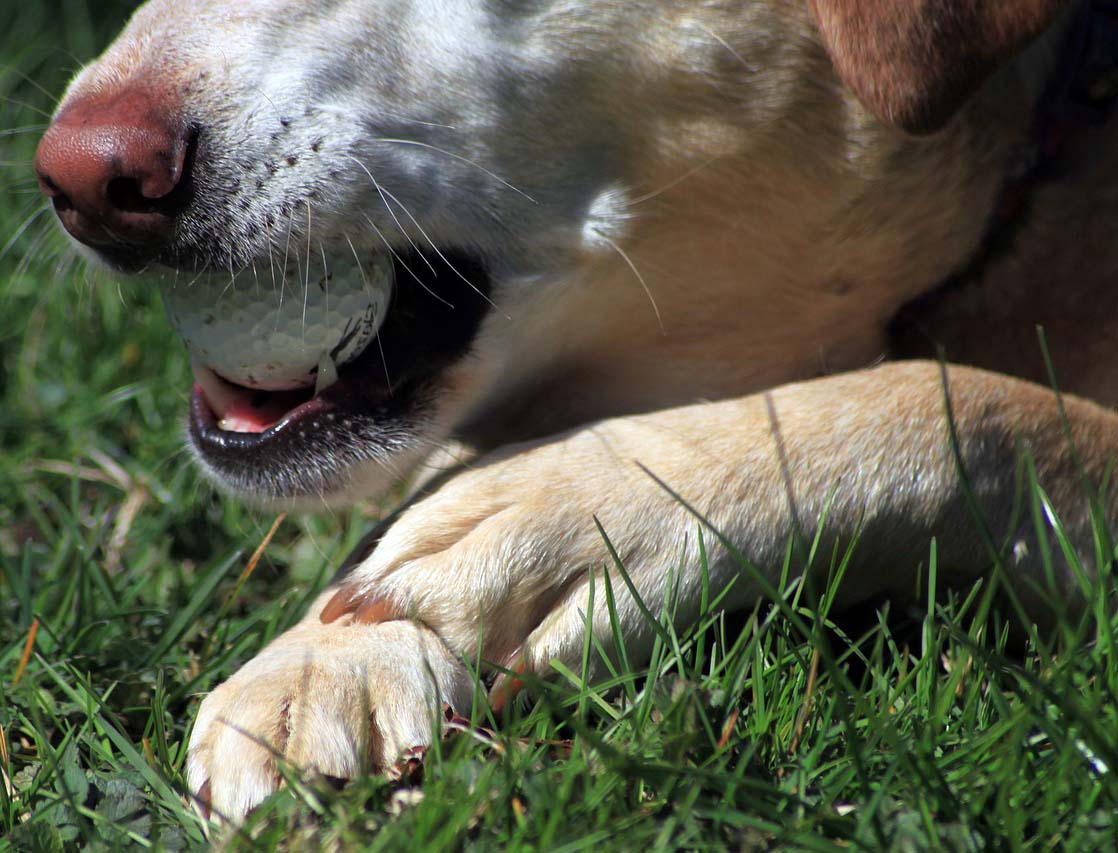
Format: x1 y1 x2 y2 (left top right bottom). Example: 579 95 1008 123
809 0 1070 134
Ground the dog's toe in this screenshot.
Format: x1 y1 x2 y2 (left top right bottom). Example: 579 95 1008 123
186 619 473 824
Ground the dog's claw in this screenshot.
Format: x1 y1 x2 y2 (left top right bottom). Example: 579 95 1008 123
193 779 212 822
354 596 399 624
320 583 400 625
488 654 529 714
319 584 363 623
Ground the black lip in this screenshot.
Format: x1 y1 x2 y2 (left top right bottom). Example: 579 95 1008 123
187 250 492 499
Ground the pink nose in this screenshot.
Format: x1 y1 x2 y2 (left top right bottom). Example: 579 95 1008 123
34 87 191 249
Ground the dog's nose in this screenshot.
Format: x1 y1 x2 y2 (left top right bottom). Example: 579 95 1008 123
34 88 191 249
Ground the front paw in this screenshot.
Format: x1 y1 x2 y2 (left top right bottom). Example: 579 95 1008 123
186 618 473 822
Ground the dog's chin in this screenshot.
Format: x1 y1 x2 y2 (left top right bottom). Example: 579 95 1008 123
141 247 496 505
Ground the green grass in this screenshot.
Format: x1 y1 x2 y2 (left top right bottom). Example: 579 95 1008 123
3 4 1118 849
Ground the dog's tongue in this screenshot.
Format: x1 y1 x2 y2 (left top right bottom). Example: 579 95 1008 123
191 360 301 433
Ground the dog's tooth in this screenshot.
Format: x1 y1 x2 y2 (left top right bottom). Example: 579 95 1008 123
314 353 338 396
218 414 264 434
191 357 242 418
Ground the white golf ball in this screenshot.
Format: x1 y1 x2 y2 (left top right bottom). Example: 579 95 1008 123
159 254 393 390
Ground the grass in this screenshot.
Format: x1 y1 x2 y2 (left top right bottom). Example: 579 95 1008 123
3 3 1118 849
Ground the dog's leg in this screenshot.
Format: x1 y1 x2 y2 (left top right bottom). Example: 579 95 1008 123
190 361 1118 818
322 360 1118 684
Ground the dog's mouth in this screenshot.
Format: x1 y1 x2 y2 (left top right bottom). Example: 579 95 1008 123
179 249 492 500
35 87 502 500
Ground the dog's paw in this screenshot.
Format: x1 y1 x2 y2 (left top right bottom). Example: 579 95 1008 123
186 618 472 822
318 420 728 702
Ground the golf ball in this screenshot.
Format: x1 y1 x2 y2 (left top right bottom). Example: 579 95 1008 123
159 254 394 390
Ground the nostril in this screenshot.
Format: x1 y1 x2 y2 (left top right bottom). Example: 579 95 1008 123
35 97 199 252
107 175 158 213
104 126 199 217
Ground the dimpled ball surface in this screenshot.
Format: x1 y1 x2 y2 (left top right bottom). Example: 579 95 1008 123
160 254 393 390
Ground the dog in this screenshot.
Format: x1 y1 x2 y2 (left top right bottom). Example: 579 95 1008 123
34 0 1118 821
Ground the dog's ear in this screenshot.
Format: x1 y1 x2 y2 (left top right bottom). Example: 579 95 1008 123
809 0 1070 134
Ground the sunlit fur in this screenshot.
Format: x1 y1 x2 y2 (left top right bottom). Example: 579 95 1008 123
46 0 1118 824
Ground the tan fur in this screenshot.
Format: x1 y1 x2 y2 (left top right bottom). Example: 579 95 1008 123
41 0 1118 823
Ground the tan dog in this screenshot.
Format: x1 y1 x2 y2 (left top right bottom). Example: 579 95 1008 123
34 0 1118 820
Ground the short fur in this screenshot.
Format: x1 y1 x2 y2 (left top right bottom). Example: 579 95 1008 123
38 0 1118 821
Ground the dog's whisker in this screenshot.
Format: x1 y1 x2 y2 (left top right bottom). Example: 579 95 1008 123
629 156 722 206
0 124 48 141
374 183 504 317
218 257 237 299
0 174 43 185
346 232 394 391
366 109 458 131
262 213 280 299
0 93 53 118
346 155 436 275
10 220 55 280
348 154 463 311
0 203 51 265
184 267 208 290
302 200 314 341
372 137 536 203
697 24 752 71
359 210 452 308
592 227 663 334
0 64 61 102
15 229 61 278
5 185 52 195
278 203 299 325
